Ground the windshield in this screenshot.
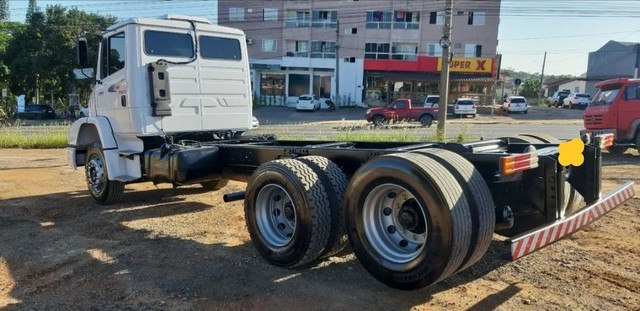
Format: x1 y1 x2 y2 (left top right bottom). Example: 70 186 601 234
591 88 620 106
576 94 590 98
511 98 526 103
457 100 474 105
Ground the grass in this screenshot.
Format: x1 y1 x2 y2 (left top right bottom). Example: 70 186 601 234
0 122 68 149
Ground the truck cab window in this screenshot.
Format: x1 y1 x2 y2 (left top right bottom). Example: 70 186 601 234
101 32 125 79
391 101 406 109
625 85 639 101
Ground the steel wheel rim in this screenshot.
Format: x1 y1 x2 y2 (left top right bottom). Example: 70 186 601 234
362 184 427 265
255 184 296 249
86 154 105 195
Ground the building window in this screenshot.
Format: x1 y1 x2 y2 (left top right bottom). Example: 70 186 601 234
366 11 392 29
286 40 309 57
263 8 278 21
426 43 443 56
392 43 418 61
468 11 485 25
365 43 390 59
288 74 311 97
311 41 336 59
464 44 482 57
344 27 358 34
313 75 332 98
285 11 311 28
344 57 356 63
312 10 337 28
429 11 444 25
262 39 277 52
229 7 244 21
393 11 420 29
261 73 285 97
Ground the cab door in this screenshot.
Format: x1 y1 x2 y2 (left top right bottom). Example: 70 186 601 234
618 83 640 139
93 30 132 134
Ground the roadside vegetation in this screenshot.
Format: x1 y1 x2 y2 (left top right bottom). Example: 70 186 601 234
0 122 67 148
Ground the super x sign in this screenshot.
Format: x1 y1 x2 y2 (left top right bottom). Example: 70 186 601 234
437 57 493 74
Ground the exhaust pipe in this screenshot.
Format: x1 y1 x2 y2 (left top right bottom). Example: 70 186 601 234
223 191 246 203
495 205 514 230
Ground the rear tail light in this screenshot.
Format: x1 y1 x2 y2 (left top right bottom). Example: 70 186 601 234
500 152 539 175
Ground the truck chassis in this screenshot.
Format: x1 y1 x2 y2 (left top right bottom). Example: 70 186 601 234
74 132 635 290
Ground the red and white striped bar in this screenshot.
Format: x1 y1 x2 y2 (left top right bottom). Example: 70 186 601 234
509 182 635 261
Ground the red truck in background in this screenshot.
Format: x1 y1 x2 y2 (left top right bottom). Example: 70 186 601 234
365 98 438 127
581 78 640 154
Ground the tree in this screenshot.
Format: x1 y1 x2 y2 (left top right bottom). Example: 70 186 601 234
5 5 116 106
519 78 542 98
0 0 8 21
26 0 39 21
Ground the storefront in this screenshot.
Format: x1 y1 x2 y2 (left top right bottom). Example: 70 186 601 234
363 56 496 107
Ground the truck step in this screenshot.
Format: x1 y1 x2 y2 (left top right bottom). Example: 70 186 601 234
119 150 140 159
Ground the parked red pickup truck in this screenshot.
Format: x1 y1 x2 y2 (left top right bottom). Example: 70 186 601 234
365 98 438 127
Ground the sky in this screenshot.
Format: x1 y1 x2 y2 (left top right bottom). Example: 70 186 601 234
7 0 640 77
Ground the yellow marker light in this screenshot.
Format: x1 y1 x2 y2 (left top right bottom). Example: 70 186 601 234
500 152 539 175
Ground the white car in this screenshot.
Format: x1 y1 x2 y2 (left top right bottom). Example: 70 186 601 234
504 96 528 113
452 98 477 117
251 116 259 129
296 94 321 112
563 93 591 109
423 95 440 108
78 105 89 117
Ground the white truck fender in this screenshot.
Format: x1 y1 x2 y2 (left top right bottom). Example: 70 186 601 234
67 117 143 182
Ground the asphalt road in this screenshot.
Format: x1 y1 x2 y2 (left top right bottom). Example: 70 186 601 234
252 106 585 141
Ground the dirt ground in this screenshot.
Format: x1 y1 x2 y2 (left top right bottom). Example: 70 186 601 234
0 148 638 310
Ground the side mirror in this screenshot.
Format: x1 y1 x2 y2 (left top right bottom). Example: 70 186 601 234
76 36 89 68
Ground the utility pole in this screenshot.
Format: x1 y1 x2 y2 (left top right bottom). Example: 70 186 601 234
335 19 340 108
437 0 453 137
35 73 39 105
538 51 547 105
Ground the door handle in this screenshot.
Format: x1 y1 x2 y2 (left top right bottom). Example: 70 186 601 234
98 91 104 95
121 95 127 107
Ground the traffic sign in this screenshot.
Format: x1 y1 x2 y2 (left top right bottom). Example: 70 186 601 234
514 78 522 86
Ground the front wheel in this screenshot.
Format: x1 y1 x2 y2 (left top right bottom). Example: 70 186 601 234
607 145 629 155
85 144 124 204
372 115 386 127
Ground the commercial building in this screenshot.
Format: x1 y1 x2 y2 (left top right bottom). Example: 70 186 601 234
586 40 640 96
218 0 501 107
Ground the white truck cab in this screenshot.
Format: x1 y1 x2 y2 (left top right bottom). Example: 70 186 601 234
68 15 253 203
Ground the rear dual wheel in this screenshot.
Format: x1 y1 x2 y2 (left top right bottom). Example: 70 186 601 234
344 151 495 289
244 157 347 267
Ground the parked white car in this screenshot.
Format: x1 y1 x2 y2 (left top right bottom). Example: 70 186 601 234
452 98 477 117
78 105 89 117
562 93 591 109
296 94 321 111
504 96 528 114
423 95 440 108
251 116 259 129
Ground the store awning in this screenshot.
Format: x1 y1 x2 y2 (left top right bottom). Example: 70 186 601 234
377 72 495 83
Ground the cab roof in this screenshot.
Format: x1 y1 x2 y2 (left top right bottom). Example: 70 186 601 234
105 15 244 36
595 77 640 88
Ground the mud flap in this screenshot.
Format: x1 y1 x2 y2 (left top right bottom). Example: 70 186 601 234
509 181 635 260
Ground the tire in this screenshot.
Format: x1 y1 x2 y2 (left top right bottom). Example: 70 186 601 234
412 149 495 272
606 145 628 155
372 115 386 127
244 159 331 267
471 114 477 118
636 132 640 154
344 153 472 289
524 110 528 114
85 144 125 205
200 179 229 191
419 115 433 128
297 156 348 258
